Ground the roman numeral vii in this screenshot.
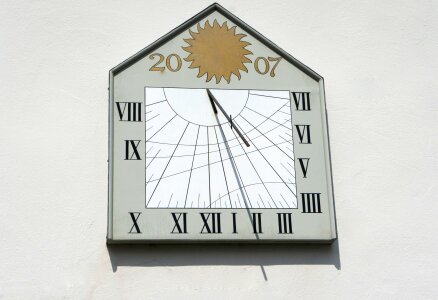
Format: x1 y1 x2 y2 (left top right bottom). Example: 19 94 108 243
292 92 311 111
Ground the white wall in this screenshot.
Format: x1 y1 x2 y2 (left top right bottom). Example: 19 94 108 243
1 0 437 299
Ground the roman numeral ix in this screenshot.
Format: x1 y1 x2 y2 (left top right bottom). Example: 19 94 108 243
301 193 322 213
292 92 311 111
125 140 141 160
116 102 142 122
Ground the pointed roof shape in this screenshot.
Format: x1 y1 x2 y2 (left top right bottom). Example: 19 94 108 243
110 3 322 81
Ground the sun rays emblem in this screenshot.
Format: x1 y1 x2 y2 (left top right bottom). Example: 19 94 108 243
182 20 253 84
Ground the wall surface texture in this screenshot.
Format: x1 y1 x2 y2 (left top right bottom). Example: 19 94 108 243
1 0 437 299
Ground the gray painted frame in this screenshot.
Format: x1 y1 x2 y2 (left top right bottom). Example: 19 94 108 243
107 3 337 243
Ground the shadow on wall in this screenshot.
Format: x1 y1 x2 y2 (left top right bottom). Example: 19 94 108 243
107 239 341 275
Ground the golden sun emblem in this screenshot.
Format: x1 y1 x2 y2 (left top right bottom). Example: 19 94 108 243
182 20 253 84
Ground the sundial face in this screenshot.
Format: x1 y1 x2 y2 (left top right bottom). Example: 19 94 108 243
145 88 296 209
108 4 337 243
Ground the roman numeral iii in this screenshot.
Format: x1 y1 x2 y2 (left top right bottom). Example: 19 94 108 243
292 92 311 111
301 193 322 213
277 213 293 234
116 102 142 121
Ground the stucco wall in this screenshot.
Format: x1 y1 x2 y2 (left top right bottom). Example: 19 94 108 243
1 0 437 299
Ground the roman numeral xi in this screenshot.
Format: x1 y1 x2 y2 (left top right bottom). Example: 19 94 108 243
171 213 188 234
116 102 142 122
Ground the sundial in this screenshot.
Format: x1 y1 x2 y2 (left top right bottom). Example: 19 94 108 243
107 3 337 243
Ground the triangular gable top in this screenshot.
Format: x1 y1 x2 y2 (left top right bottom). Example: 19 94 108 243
110 3 322 81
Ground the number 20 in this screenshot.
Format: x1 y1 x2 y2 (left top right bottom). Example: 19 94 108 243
254 56 282 77
149 53 182 72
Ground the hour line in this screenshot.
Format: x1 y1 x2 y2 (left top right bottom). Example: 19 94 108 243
146 123 189 207
145 99 167 107
213 126 232 208
146 149 161 168
184 126 200 208
249 93 290 100
237 116 296 197
239 114 294 161
146 114 177 142
146 139 294 184
214 116 252 209
229 123 278 209
244 106 291 129
207 128 211 207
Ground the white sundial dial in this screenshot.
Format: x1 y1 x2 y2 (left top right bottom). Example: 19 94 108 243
144 87 297 209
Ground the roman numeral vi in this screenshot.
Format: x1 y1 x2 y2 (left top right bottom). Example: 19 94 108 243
295 125 311 144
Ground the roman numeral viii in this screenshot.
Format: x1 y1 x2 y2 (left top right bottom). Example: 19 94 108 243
125 140 141 160
116 102 142 121
292 92 311 111
301 193 322 213
200 213 221 234
277 213 293 234
295 125 311 144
